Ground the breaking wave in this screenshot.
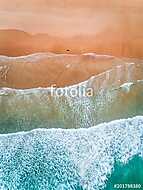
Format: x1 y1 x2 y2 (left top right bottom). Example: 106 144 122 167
0 55 143 189
0 78 143 133
0 116 143 189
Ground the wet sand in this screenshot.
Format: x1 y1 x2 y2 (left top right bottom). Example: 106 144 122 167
0 28 143 58
0 53 142 89
0 0 142 88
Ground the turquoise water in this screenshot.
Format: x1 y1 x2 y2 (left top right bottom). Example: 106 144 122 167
0 63 143 189
105 156 143 190
0 116 143 189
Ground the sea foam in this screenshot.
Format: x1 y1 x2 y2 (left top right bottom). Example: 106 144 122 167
0 116 143 189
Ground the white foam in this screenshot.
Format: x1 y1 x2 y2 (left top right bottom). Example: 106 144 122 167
120 82 134 92
0 116 143 189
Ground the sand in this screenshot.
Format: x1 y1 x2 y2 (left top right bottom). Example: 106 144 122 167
0 0 142 58
0 53 129 89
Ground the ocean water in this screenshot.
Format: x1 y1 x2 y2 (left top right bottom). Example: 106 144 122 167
0 116 143 189
0 80 143 134
105 156 143 190
0 62 143 189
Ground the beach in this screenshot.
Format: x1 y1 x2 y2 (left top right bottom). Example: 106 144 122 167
0 0 143 189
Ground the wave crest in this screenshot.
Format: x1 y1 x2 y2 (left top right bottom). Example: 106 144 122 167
0 116 143 189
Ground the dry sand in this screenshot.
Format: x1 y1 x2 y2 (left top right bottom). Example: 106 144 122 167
0 0 142 58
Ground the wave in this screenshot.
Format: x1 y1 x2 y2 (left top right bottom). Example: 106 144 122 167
0 78 143 133
0 52 142 89
0 116 143 189
0 54 143 189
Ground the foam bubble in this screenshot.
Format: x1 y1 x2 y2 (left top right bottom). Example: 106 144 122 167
0 116 143 189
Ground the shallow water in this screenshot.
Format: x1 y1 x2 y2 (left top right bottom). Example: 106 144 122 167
0 80 143 134
0 62 143 189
